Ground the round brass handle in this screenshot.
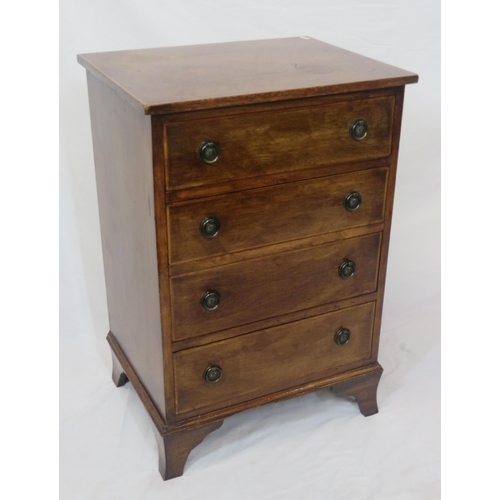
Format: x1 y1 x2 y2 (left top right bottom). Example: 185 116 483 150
344 191 362 211
199 217 220 238
335 328 351 345
199 141 220 164
201 290 221 311
204 365 222 383
350 119 368 141
338 259 356 279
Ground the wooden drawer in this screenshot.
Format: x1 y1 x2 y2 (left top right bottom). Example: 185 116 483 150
168 167 387 265
170 232 381 341
164 96 395 190
174 301 376 415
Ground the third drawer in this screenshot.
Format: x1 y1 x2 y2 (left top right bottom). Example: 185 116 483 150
170 232 381 341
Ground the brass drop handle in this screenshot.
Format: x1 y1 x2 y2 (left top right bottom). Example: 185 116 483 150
201 290 221 311
338 259 356 279
350 119 368 141
204 365 223 383
198 140 220 164
335 328 351 345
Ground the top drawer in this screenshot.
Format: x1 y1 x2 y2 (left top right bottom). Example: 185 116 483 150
164 95 395 190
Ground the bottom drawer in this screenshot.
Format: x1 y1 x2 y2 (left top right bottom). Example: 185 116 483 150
174 301 376 415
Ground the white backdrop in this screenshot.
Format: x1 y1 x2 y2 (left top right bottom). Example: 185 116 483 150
60 1 440 498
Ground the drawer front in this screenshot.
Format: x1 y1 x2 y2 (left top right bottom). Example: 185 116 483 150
168 167 387 265
174 302 376 414
165 96 394 190
170 232 381 341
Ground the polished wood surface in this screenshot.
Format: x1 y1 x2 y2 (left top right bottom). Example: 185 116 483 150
174 302 375 415
166 156 390 204
150 115 176 426
332 365 383 417
153 421 224 480
108 327 382 478
169 222 384 277
107 332 165 434
80 38 418 480
168 167 388 264
369 86 406 364
108 330 382 428
87 73 166 418
170 232 381 341
164 96 394 190
77 37 417 114
172 292 378 352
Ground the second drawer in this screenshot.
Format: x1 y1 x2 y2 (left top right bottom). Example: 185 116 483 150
168 167 388 265
170 232 381 341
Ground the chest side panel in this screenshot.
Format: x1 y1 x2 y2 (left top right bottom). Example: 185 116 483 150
87 73 166 418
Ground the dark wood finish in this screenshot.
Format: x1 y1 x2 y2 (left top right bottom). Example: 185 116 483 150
150 115 177 426
172 292 379 352
174 302 375 415
108 330 224 479
77 37 417 114
87 74 166 418
166 157 390 204
170 233 381 341
107 332 165 433
332 363 383 416
162 87 397 124
80 38 417 480
168 167 388 264
153 421 223 480
164 96 394 190
170 364 383 430
109 325 381 428
370 86 407 362
169 222 384 277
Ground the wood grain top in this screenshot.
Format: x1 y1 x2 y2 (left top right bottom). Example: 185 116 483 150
78 37 418 114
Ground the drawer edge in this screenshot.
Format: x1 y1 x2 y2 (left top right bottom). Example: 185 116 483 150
168 222 385 278
171 362 383 427
172 292 378 352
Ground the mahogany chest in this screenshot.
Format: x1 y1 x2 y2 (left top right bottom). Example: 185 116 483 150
78 37 418 480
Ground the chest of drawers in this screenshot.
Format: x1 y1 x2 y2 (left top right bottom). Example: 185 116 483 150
78 37 418 480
